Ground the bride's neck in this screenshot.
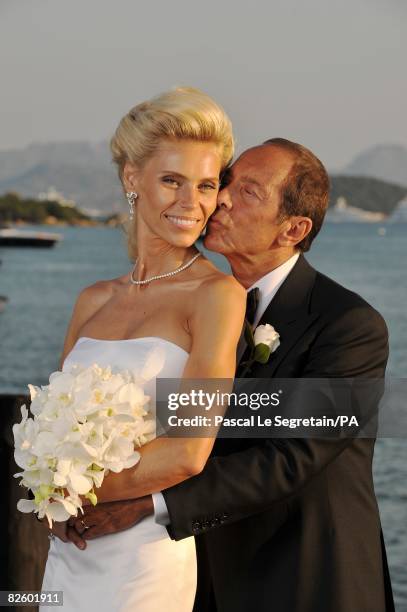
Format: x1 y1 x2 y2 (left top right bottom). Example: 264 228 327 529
134 239 197 281
132 217 198 281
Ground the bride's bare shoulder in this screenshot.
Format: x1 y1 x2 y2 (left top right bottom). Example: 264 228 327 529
196 264 246 305
81 269 132 301
60 276 126 366
189 268 246 350
75 276 122 309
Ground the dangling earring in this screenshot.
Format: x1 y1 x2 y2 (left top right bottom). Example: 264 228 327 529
126 192 138 220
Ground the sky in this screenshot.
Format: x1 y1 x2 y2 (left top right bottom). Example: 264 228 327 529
0 0 405 170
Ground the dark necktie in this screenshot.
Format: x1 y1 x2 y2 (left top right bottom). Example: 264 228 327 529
245 287 260 326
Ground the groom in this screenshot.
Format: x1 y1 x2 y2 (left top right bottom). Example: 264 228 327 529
68 138 394 611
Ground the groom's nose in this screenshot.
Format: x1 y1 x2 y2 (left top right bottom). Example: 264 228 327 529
216 186 233 211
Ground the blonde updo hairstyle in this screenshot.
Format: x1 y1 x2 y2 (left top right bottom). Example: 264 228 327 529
110 87 234 260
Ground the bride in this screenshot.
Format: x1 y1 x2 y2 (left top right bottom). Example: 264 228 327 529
39 87 246 611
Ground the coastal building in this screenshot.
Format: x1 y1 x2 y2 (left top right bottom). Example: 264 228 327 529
37 186 76 208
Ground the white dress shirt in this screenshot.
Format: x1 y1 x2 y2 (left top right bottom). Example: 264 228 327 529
153 252 300 525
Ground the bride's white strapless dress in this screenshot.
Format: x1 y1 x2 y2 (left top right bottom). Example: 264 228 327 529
40 336 197 612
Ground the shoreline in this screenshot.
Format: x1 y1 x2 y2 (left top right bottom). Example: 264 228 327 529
3 217 125 228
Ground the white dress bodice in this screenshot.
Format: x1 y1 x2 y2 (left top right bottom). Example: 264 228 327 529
63 334 189 378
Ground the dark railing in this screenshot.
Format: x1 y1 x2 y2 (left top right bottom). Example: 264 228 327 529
1 395 49 612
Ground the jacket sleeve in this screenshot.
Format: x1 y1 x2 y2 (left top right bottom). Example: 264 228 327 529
162 305 389 540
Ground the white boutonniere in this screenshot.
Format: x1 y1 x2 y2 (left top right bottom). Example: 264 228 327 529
240 323 280 376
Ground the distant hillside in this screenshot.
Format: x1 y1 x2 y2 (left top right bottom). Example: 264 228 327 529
0 141 406 216
329 176 406 214
343 144 407 187
0 142 123 213
0 192 92 225
329 176 406 215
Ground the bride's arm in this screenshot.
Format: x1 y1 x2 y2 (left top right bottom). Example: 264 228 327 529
92 276 246 504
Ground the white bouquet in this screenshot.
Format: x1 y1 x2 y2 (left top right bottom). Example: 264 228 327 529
13 363 155 528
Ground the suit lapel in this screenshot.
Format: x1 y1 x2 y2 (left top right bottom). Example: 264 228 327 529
237 255 319 378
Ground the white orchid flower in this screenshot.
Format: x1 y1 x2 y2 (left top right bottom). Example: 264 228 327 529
53 458 93 494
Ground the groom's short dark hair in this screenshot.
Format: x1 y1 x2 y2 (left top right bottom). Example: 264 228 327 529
263 138 330 252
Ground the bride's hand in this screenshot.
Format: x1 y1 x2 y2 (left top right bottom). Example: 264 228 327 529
42 518 87 550
40 518 69 542
69 497 154 540
50 519 69 542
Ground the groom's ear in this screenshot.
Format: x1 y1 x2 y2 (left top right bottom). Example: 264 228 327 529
276 216 313 248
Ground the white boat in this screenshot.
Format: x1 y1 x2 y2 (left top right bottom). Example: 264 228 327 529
0 228 63 248
389 197 407 223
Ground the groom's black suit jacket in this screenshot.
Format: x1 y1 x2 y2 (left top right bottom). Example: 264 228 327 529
163 255 395 612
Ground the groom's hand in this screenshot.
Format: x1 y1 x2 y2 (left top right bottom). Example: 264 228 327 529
68 496 154 541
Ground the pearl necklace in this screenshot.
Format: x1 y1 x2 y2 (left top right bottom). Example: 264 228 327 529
130 252 201 285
